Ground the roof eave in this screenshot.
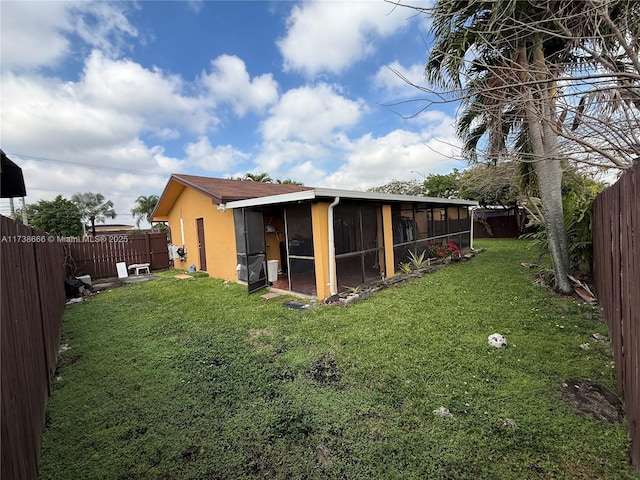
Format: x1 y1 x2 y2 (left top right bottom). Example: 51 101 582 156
226 190 317 209
225 188 479 209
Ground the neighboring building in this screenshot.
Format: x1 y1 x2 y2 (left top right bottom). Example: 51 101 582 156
153 174 478 300
92 224 136 234
1 150 26 198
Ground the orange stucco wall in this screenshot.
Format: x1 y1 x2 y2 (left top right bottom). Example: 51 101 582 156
311 203 331 300
382 205 395 280
166 187 238 281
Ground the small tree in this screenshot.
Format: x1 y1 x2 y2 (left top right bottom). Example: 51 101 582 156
422 169 462 198
71 192 117 236
27 195 83 236
368 179 423 196
459 163 521 208
276 178 304 185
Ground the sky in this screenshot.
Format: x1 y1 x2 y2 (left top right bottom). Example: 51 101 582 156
0 0 464 225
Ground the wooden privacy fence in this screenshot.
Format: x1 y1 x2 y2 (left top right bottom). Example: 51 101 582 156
65 232 169 279
473 216 519 238
1 215 67 480
592 162 640 470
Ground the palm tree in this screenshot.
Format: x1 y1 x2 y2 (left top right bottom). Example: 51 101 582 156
243 172 273 183
130 194 159 228
418 0 640 292
423 1 586 292
276 178 303 185
71 192 117 237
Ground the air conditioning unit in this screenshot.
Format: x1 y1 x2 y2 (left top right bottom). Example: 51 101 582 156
169 244 186 260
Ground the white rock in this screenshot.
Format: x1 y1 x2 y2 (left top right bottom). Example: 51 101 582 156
433 406 453 418
501 418 518 429
488 333 508 348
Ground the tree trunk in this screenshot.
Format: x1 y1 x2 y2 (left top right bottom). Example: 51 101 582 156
534 159 572 293
524 42 572 294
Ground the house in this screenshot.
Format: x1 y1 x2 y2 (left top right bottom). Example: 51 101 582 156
153 174 478 300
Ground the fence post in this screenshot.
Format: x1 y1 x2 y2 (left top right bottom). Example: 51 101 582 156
145 232 151 265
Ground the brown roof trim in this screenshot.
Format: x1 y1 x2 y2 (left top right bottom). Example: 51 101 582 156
171 174 312 204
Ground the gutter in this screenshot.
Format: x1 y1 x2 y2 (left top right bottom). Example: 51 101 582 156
328 196 340 296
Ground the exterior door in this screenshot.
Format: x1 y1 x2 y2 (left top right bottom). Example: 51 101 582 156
196 217 207 271
233 209 268 294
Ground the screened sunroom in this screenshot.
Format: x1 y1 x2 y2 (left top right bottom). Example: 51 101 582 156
227 188 477 300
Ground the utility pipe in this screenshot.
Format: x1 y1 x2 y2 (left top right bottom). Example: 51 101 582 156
328 196 340 296
180 212 185 247
469 206 478 250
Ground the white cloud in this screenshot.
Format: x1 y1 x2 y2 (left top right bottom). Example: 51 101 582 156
278 160 326 185
185 137 249 172
200 55 279 116
251 106 463 189
1 50 220 165
72 2 139 57
323 124 463 191
186 1 204 14
261 83 366 143
278 1 407 77
253 140 329 179
1 51 209 219
0 1 137 72
79 50 213 133
2 72 141 154
412 110 459 141
9 143 180 223
0 1 73 71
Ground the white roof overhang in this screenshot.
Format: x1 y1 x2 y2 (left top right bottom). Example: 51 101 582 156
224 187 479 209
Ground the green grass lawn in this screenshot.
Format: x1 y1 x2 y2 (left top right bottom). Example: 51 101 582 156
40 239 639 479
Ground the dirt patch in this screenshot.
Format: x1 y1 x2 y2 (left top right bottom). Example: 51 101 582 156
248 329 273 351
283 300 311 311
316 444 333 468
92 273 159 291
309 351 342 384
562 379 623 423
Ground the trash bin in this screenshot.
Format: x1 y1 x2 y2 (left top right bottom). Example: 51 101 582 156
267 260 279 282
